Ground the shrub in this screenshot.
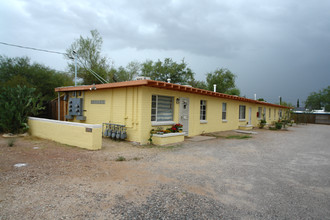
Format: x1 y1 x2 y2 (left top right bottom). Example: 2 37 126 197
275 122 283 130
0 86 44 134
116 156 126 161
259 119 267 128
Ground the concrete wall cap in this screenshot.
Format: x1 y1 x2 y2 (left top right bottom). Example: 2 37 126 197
28 117 102 128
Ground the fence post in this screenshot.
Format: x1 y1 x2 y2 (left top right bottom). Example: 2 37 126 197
58 92 60 121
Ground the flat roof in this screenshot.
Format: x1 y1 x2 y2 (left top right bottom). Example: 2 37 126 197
55 80 292 109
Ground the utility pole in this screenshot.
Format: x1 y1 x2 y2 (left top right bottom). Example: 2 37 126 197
73 50 77 87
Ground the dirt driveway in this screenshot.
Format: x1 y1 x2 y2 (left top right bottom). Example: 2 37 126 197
1 124 330 219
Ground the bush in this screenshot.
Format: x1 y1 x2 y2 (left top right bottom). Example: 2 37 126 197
116 156 126 161
275 122 283 130
259 119 267 128
0 86 44 134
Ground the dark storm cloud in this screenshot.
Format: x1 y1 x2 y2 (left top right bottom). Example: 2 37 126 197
1 0 329 104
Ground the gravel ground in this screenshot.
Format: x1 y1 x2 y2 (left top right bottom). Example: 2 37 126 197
1 124 330 219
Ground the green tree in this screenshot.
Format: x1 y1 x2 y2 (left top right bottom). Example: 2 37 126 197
111 61 141 82
140 58 195 84
126 61 141 80
276 101 294 107
206 68 240 95
0 55 73 101
227 88 241 96
190 80 208 90
66 29 111 85
305 86 330 111
0 86 44 133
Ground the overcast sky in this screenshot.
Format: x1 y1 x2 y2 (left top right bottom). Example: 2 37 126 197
1 0 329 105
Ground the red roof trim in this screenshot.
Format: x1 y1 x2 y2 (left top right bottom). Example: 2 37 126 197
54 80 292 109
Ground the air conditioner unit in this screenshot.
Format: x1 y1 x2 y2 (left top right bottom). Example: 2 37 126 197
135 76 151 80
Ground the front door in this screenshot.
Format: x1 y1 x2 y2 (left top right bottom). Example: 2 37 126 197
249 107 252 124
179 97 189 135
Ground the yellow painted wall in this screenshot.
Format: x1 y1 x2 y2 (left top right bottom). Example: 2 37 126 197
63 86 286 145
67 87 142 143
254 105 282 125
28 117 102 150
138 87 285 143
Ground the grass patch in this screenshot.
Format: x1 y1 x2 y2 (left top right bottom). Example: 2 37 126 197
226 135 252 139
160 144 182 150
115 156 126 161
201 133 223 138
144 144 182 150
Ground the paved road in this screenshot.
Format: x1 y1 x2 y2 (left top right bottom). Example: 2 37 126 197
114 124 330 219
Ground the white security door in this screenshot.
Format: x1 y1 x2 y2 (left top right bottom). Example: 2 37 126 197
179 97 189 135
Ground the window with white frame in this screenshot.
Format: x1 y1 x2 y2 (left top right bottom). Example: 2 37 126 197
151 95 173 121
274 109 276 119
222 103 227 120
239 105 246 120
200 100 207 120
258 107 262 119
263 107 266 120
269 108 271 119
279 109 282 119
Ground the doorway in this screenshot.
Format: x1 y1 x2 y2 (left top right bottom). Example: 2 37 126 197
179 97 189 135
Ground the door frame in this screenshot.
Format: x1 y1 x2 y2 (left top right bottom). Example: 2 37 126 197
179 97 189 136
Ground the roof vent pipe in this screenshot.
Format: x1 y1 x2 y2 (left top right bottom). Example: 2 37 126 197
167 78 171 83
254 94 257 100
213 84 217 92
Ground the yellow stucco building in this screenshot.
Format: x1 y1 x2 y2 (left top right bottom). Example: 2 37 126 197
55 80 290 145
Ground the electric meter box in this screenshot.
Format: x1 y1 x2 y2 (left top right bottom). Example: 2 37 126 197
68 98 83 116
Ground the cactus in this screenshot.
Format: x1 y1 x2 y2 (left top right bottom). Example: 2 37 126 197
0 85 44 134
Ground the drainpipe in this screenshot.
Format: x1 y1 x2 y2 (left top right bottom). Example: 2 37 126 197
58 92 60 121
213 84 217 92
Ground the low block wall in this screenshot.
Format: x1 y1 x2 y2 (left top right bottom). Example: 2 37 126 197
152 133 185 146
28 117 102 150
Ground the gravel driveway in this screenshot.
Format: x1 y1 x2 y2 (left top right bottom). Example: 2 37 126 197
1 124 330 219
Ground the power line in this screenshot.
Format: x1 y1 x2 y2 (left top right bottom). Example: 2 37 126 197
0 41 109 84
76 56 109 84
0 41 67 55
